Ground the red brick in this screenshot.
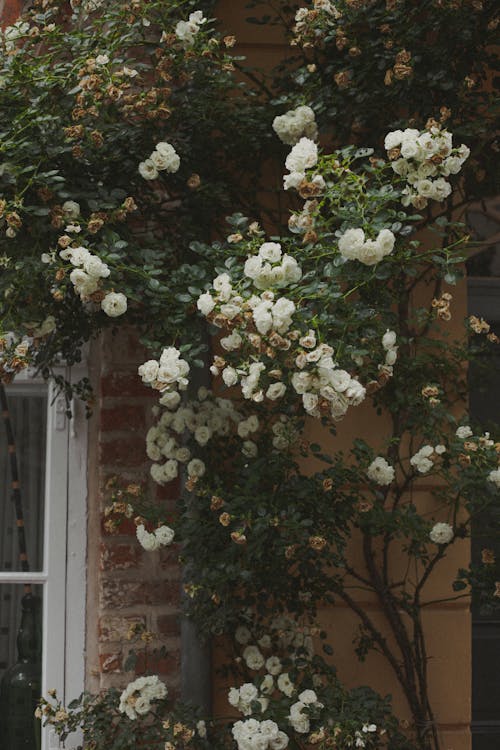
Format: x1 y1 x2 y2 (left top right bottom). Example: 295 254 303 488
100 542 143 571
101 371 152 398
101 516 138 538
99 652 122 673
100 404 147 432
156 614 180 637
99 435 147 467
134 650 180 676
99 615 146 643
100 579 181 609
0 0 24 27
158 546 180 570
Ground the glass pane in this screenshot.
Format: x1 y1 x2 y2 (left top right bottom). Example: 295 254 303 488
0 583 43 749
0 392 47 572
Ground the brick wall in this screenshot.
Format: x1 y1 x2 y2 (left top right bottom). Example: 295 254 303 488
86 328 183 695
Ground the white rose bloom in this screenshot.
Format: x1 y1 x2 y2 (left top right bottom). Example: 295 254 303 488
68 246 91 266
222 367 239 387
242 440 258 458
281 255 302 284
487 468 500 489
266 382 286 400
260 675 274 694
228 687 240 707
101 292 128 317
298 689 317 704
384 129 404 150
367 457 395 486
270 731 290 750
62 200 81 219
382 329 397 349
175 447 191 462
239 683 259 704
429 522 454 545
244 255 263 280
235 626 252 644
155 525 175 546
84 255 110 278
385 348 397 366
213 272 232 291
265 656 282 675
357 240 384 266
391 158 409 177
376 228 396 256
136 524 160 551
194 425 211 446
221 331 243 351
152 142 180 173
197 291 216 316
338 228 365 259
456 425 473 439
431 177 452 202
138 360 159 383
277 672 294 696
197 720 207 738
259 242 282 262
138 159 159 180
187 458 205 478
243 645 265 670
285 137 318 173
283 171 305 190
159 391 181 409
329 369 351 392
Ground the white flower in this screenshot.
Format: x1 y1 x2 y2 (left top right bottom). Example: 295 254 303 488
277 672 294 697
382 330 397 349
259 242 282 262
175 10 207 45
196 720 207 738
155 525 175 546
298 689 317 704
136 524 160 551
285 137 318 173
487 469 500 489
367 457 395 486
95 54 109 65
273 105 317 146
84 255 110 278
456 425 473 439
138 360 159 383
429 522 454 545
235 626 252 644
338 228 365 259
197 291 216 316
101 292 128 317
266 382 286 400
242 440 258 458
376 228 395 257
243 645 265 671
384 129 404 150
187 458 205 478
283 171 305 191
265 656 282 675
138 159 159 180
222 367 239 387
152 142 180 173
118 675 167 720
62 200 81 219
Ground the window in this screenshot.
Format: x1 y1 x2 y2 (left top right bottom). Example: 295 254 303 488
0 369 87 750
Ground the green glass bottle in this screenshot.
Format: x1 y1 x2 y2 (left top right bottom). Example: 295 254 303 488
0 593 42 750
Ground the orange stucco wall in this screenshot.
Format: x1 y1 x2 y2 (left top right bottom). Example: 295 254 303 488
212 4 472 748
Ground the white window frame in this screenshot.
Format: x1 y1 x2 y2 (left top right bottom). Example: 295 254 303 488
0 365 87 750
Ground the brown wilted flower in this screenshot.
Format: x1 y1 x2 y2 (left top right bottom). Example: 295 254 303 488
187 173 201 190
123 197 137 212
458 453 471 466
357 499 373 513
224 35 236 47
55 268 66 282
323 478 333 491
393 63 413 80
494 582 500 598
6 212 22 229
309 535 327 551
469 315 490 334
334 70 351 89
87 215 105 233
396 49 412 64
488 332 500 343
219 512 231 527
422 385 440 399
440 106 452 122
231 530 247 544
482 548 495 564
285 545 297 559
210 495 224 511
